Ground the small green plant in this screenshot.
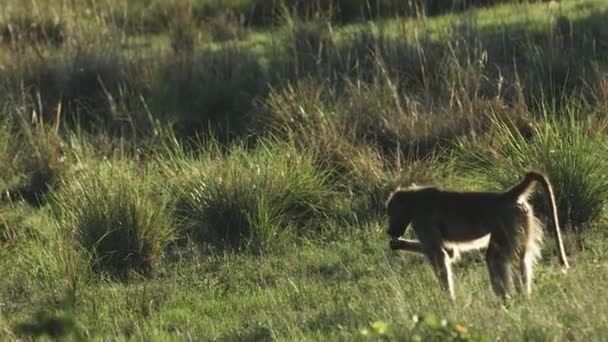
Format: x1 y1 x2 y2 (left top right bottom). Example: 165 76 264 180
410 314 489 342
360 320 395 339
360 315 488 341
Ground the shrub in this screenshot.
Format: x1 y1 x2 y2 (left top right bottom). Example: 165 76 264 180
164 139 335 252
50 161 176 277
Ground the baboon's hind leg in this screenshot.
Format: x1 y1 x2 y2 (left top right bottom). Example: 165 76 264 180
520 216 544 295
486 232 513 299
520 253 534 295
513 250 532 295
513 252 525 294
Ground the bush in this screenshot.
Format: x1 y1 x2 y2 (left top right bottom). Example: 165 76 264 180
50 161 176 277
164 139 335 252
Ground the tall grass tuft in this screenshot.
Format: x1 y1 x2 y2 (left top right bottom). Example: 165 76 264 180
457 104 608 230
50 161 176 278
162 139 336 252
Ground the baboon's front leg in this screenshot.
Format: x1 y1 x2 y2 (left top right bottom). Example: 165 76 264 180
390 238 456 259
389 238 426 255
427 247 455 300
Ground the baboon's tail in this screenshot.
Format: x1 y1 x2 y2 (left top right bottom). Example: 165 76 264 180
507 171 570 270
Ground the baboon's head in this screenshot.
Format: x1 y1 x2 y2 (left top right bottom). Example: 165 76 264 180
385 189 413 238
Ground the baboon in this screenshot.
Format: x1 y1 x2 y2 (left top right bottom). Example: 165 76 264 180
386 171 569 300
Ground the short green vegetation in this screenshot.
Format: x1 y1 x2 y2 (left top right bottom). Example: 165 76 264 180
1 0 608 340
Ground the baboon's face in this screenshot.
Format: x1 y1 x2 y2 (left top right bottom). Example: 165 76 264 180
386 194 410 238
387 217 406 238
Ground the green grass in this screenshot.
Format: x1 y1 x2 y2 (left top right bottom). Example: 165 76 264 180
2 0 608 340
455 103 608 230
3 222 607 340
158 138 337 252
49 160 177 278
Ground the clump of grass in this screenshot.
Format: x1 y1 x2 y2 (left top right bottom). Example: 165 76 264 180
287 21 333 79
207 11 244 42
276 24 430 87
331 30 429 87
0 15 65 48
3 48 139 130
0 204 40 246
456 104 608 230
150 46 267 140
0 118 15 191
14 311 79 341
168 2 198 54
0 207 83 323
0 115 68 206
261 79 336 142
261 79 448 220
49 161 176 278
163 139 335 252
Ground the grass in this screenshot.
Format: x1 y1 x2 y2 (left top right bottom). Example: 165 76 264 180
3 222 607 340
49 160 177 278
159 138 337 252
1 0 608 340
455 103 608 230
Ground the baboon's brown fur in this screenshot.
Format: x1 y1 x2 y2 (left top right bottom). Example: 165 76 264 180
386 171 569 299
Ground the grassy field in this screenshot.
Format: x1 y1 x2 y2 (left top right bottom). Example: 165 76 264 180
1 0 608 340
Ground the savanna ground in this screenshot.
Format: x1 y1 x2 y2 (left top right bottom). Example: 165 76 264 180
1 0 608 340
